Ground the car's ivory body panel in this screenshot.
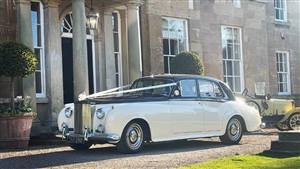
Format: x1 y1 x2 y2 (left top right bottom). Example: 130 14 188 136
58 99 261 143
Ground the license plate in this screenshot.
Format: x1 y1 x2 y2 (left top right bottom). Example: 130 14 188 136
69 136 84 144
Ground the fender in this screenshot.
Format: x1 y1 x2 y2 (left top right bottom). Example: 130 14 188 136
104 110 151 139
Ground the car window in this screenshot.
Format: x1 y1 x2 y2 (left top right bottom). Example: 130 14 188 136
219 82 235 100
131 78 173 97
198 79 224 98
179 79 198 97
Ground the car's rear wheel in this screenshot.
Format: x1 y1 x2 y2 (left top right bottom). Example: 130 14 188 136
220 117 243 144
117 122 144 153
69 143 92 151
288 113 300 130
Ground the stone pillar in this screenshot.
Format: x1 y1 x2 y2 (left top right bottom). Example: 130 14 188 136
72 0 89 134
44 0 64 128
95 11 107 91
15 0 36 112
103 9 116 89
127 2 142 83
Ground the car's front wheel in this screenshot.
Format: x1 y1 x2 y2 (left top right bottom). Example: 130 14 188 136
220 117 243 144
117 122 145 153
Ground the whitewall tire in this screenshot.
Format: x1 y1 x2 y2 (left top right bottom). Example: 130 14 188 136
220 117 243 144
117 122 145 153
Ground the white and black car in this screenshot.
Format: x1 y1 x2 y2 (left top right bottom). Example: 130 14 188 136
58 75 261 153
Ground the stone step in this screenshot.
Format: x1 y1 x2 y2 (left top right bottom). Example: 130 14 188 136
270 141 300 153
278 131 300 142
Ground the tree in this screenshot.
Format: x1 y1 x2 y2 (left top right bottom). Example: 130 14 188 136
170 51 204 75
0 42 37 113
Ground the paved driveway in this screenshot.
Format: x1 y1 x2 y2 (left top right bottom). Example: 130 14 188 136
0 131 277 169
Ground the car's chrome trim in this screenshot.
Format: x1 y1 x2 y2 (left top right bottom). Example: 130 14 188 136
62 125 120 144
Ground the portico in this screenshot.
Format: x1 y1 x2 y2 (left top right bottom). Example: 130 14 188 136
15 0 143 135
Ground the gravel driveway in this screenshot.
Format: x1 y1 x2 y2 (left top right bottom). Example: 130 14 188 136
0 130 277 169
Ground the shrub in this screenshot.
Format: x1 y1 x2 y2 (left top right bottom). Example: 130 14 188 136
0 42 37 114
170 51 204 75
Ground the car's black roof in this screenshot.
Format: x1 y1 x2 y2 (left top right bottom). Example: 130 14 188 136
138 74 224 83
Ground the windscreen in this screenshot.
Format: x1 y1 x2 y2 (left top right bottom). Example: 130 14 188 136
130 78 174 97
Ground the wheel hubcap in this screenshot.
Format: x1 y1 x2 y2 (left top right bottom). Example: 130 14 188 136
230 124 239 135
228 119 242 141
289 114 300 130
126 123 143 150
129 130 138 143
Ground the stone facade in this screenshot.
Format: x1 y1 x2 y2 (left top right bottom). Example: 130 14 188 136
141 0 300 96
0 0 299 135
0 0 143 135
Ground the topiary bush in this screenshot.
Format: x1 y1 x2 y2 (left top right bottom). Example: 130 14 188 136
170 51 204 75
0 42 37 114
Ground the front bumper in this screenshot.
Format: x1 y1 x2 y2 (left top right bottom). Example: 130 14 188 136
62 125 120 144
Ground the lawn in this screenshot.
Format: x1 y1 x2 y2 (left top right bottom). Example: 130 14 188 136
180 153 300 169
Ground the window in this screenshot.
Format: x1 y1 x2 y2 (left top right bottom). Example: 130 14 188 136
198 79 224 98
112 12 122 87
274 0 287 21
232 0 241 8
162 17 188 73
221 26 243 93
179 80 197 97
276 51 290 95
31 1 45 97
219 82 235 100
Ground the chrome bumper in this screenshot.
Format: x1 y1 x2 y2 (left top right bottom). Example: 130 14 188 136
62 125 120 144
260 122 266 129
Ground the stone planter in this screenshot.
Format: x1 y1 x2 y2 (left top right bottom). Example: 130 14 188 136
0 113 33 149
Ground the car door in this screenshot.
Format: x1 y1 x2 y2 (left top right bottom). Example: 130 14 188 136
197 79 226 132
168 79 204 137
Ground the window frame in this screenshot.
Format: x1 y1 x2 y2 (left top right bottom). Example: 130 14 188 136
162 17 189 73
112 11 123 88
274 0 287 22
31 0 46 98
276 51 291 95
221 25 244 94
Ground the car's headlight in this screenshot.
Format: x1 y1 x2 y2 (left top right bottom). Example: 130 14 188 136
64 107 73 118
96 108 105 119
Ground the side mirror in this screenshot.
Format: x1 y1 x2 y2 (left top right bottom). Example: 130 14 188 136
174 89 180 97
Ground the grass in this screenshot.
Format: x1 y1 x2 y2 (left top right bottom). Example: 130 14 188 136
180 153 300 169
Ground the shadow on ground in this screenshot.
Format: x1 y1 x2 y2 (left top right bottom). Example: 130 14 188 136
260 151 300 158
0 139 228 168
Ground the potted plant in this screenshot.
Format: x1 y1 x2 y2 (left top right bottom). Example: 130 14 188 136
0 42 37 148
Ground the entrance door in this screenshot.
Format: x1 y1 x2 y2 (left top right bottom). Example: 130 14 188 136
62 38 94 104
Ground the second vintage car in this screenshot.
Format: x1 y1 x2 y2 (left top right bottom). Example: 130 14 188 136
242 88 300 131
58 74 261 153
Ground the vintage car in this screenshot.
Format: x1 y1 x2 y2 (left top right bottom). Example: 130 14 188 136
242 88 300 131
58 75 261 153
